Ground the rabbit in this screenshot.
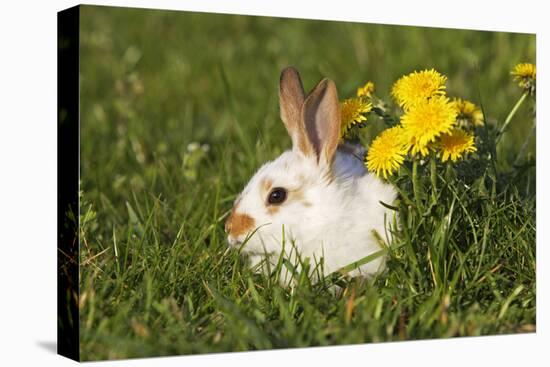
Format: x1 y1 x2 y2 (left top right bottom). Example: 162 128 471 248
224 66 398 282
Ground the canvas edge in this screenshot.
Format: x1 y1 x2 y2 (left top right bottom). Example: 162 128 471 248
57 4 81 362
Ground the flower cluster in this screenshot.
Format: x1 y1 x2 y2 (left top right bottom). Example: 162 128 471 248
339 63 535 180
365 69 479 178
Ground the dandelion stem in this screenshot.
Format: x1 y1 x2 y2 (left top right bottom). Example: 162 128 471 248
430 153 437 204
445 161 452 184
497 91 528 143
412 159 423 211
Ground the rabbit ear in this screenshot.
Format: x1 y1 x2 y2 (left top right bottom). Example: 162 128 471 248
302 78 341 167
279 67 314 156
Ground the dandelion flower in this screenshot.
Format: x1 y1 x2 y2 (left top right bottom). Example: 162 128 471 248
511 63 536 95
356 81 375 98
452 98 484 127
366 126 408 179
401 96 457 156
340 97 373 138
439 128 477 162
392 69 447 110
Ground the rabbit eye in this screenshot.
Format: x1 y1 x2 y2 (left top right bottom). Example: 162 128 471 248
267 187 287 205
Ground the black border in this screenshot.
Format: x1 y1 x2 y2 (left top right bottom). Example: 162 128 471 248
57 5 80 362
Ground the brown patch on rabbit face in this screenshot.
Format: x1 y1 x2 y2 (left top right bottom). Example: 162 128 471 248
267 206 280 215
225 209 255 238
290 188 312 207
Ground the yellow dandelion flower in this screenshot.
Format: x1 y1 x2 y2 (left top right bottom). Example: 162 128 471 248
366 125 408 179
511 63 536 94
403 136 436 157
439 128 477 162
392 69 447 110
401 95 457 157
452 98 484 127
356 81 375 98
340 97 373 138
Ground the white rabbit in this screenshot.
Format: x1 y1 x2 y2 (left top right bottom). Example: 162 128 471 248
224 66 397 281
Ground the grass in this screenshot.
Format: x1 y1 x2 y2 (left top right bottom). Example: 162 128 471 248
78 5 536 360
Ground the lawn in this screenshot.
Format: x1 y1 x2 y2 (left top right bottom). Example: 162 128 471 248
78 5 536 360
